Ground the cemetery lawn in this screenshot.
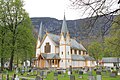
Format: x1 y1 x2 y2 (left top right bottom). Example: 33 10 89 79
1 70 120 80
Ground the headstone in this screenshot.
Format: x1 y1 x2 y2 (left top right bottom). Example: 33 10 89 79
40 71 44 76
68 71 71 76
16 68 18 74
79 71 83 75
88 71 92 76
88 76 95 80
21 69 24 75
63 70 66 73
70 75 75 80
54 77 58 80
96 75 102 80
6 74 9 80
35 76 43 80
96 71 101 75
69 66 72 74
15 75 19 80
54 72 58 76
58 71 62 74
110 73 116 77
118 70 120 75
0 74 2 80
78 75 83 79
18 68 20 73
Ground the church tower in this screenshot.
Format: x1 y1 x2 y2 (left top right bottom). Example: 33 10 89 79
59 14 71 69
36 22 44 57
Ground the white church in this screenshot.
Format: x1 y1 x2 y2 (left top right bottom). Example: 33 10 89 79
35 15 95 69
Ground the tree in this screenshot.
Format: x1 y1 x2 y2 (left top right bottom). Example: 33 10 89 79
104 15 120 56
70 0 120 41
0 0 31 71
104 15 120 66
15 17 36 67
88 41 103 66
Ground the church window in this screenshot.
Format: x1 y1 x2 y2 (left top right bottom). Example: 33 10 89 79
74 49 77 54
79 50 81 55
68 51 69 55
52 60 54 64
71 49 72 54
45 42 51 53
62 52 63 55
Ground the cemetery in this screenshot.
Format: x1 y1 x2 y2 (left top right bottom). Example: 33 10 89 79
0 66 120 80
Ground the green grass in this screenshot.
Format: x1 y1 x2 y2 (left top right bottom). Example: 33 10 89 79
1 70 120 80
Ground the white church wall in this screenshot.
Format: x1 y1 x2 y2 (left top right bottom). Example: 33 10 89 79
55 46 59 53
40 36 56 53
79 61 85 67
36 49 40 57
45 60 49 67
103 63 114 67
81 51 83 55
66 46 71 59
77 50 80 55
59 45 65 58
59 60 66 68
36 39 40 48
72 49 74 54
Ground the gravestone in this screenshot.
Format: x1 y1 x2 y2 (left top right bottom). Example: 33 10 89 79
21 69 24 75
96 71 101 75
70 75 75 80
0 74 2 80
118 70 120 75
18 68 20 73
54 77 58 80
110 73 116 77
35 76 43 80
79 71 83 75
40 71 44 77
69 66 72 74
15 75 19 80
88 76 95 80
6 74 9 80
58 71 62 74
54 72 58 76
88 71 92 76
63 69 66 73
16 68 18 74
68 71 71 76
96 75 102 80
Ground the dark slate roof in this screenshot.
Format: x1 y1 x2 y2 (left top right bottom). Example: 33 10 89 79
41 53 60 59
71 54 85 61
47 33 86 51
71 39 86 51
61 14 69 37
102 57 120 63
47 33 60 46
83 56 95 61
39 22 44 41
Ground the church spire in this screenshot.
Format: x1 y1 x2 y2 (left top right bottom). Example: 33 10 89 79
39 22 44 41
61 13 69 36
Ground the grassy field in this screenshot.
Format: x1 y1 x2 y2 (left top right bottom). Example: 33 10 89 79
1 70 120 80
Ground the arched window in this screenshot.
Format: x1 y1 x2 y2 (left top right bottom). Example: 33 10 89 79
45 42 51 53
71 49 72 54
62 52 63 55
74 49 77 54
68 51 69 55
79 50 81 55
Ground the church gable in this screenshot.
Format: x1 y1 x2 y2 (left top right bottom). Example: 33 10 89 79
40 34 58 53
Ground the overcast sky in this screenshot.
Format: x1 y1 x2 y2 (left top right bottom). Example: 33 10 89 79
23 0 119 20
23 0 82 20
